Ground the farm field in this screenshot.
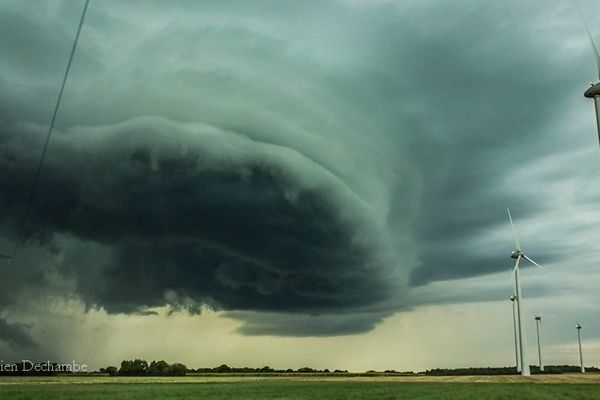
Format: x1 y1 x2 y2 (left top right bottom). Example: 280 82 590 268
1 375 600 399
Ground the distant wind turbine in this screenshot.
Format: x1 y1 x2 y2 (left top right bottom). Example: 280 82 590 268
507 208 543 377
534 315 544 372
510 295 521 373
576 1 600 148
576 323 585 373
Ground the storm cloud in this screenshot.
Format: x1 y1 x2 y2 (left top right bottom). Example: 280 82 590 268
1 117 396 315
1 0 599 345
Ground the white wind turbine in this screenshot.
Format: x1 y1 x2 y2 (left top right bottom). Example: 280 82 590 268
507 208 543 377
577 1 600 148
576 323 585 373
534 315 544 372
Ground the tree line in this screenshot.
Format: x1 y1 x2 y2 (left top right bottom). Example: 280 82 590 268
192 364 346 374
103 362 600 376
99 359 187 376
423 365 599 375
99 361 347 375
3 360 597 376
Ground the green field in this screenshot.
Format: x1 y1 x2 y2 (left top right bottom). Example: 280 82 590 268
1 379 600 400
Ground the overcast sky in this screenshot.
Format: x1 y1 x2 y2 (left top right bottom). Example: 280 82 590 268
0 0 599 372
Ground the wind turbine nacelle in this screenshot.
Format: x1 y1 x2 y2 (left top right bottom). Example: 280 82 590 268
584 82 600 98
511 250 522 259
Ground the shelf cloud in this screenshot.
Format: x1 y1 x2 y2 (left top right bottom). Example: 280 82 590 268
1 0 599 347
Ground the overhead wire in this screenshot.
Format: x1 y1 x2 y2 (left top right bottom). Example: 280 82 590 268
2 0 90 271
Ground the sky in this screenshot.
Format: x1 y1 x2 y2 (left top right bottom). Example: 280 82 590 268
0 0 599 372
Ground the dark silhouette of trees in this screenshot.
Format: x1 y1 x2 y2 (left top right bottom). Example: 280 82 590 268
167 363 188 376
147 360 169 376
95 361 600 377
213 364 231 373
190 364 334 374
99 366 118 376
422 365 599 375
118 359 148 376
104 359 188 376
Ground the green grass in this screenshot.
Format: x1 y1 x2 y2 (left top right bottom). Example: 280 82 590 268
1 381 600 400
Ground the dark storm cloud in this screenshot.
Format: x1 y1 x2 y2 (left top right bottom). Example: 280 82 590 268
0 318 37 349
0 0 595 338
0 118 394 316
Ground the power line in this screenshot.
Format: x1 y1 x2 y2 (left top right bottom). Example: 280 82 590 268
4 0 90 268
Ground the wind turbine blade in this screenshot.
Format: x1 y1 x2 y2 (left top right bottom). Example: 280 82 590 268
576 0 600 80
507 208 521 251
523 255 543 269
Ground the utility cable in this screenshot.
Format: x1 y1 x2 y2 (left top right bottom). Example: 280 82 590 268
2 0 90 269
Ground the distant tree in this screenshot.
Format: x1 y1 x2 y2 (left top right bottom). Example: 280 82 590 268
105 366 118 376
119 359 148 376
214 364 231 373
167 363 188 376
147 360 169 376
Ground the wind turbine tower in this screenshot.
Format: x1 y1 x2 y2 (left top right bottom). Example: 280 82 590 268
576 323 585 373
534 316 544 372
507 208 543 377
510 296 520 373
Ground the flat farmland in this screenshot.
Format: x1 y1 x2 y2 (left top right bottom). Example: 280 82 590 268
1 374 600 399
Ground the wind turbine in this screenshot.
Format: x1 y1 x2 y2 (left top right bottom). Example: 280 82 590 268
510 295 521 373
534 315 544 372
508 208 542 377
577 1 600 148
576 323 585 373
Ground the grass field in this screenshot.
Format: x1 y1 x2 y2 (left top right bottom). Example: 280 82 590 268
1 375 600 399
